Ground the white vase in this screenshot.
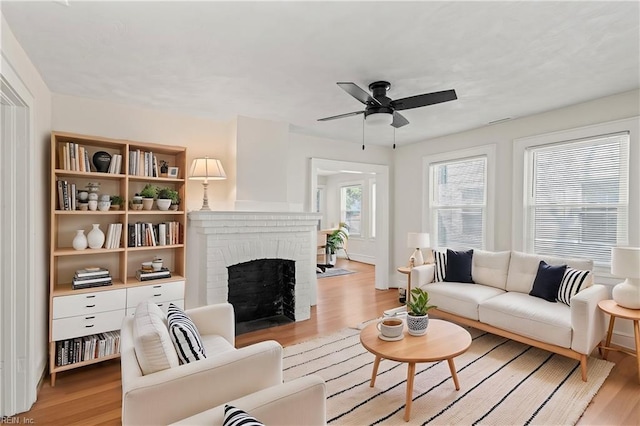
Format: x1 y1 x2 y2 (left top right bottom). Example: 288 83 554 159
72 230 88 250
87 224 105 249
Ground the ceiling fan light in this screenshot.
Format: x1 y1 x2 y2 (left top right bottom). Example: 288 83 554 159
366 112 393 126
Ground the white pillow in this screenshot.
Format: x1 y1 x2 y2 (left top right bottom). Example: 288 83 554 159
132 300 179 375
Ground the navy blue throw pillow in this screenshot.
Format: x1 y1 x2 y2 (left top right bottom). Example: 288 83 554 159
444 249 474 283
529 261 567 302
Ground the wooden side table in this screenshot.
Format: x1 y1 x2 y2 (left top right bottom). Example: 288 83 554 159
597 299 640 384
397 266 411 303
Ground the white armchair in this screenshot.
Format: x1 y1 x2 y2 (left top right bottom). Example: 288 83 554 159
171 375 327 425
120 302 284 426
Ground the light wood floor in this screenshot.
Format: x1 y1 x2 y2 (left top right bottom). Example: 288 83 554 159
15 260 639 425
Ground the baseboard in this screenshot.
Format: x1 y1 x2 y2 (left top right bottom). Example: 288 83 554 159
346 254 374 265
611 330 635 352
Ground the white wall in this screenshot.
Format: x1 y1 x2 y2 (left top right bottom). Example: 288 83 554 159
1 11 52 411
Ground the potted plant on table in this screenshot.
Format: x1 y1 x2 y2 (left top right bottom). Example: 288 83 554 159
326 222 349 266
139 184 157 210
406 287 437 336
156 187 174 211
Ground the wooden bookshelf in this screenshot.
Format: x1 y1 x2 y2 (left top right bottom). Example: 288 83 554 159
48 131 187 385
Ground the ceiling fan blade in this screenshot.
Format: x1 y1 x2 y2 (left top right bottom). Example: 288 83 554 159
337 82 382 106
391 111 409 128
390 89 457 111
317 110 365 122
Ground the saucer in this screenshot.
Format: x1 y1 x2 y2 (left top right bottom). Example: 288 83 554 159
378 333 404 342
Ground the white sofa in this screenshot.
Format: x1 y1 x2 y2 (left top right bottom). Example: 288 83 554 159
411 250 608 381
121 302 320 425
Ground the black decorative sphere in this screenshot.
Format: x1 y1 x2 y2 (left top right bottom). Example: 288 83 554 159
93 151 112 173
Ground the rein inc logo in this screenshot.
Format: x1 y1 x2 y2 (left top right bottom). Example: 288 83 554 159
1 417 34 424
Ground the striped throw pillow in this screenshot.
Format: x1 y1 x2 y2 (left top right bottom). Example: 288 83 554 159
434 250 447 282
167 303 206 364
557 267 591 306
224 405 264 426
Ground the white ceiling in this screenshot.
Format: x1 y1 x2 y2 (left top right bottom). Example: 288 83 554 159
2 1 639 147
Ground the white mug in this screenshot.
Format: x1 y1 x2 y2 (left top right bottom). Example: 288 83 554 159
377 318 404 338
88 200 98 211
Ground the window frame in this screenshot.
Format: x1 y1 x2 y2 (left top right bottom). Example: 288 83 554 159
422 145 496 250
513 117 639 280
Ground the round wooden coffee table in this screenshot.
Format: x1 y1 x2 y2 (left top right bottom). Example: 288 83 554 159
360 319 472 422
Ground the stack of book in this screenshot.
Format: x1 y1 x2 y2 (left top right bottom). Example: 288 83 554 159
72 267 112 290
136 267 171 281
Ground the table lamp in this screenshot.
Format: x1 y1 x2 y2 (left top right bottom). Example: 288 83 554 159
611 246 640 309
188 157 226 211
407 232 430 266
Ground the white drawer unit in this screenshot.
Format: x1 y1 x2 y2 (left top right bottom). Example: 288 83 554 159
125 299 184 316
52 309 126 341
52 289 127 319
126 280 185 309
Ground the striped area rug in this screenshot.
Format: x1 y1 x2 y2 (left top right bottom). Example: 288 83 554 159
283 327 613 425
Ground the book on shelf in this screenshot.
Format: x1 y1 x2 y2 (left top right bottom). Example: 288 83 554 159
136 267 171 281
73 273 111 282
72 280 112 290
75 267 109 278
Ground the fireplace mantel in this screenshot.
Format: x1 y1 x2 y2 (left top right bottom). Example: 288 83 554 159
186 211 321 321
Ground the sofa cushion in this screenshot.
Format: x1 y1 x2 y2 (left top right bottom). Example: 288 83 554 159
506 251 593 294
434 250 447 282
444 249 474 283
558 267 593 306
132 300 179 375
479 292 572 348
529 261 567 302
224 405 265 426
421 282 504 320
472 250 511 290
167 303 207 364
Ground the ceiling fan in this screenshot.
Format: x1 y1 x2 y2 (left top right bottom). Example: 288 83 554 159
318 81 457 128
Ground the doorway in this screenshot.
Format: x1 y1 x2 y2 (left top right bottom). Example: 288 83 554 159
309 158 390 290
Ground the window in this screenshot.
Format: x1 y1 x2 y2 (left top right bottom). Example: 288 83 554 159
428 156 487 249
524 133 629 266
340 184 362 236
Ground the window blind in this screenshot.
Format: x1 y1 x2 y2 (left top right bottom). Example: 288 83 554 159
527 132 629 266
430 156 486 249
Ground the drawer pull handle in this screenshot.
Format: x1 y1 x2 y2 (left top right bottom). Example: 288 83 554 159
85 316 95 320
153 285 162 288
153 294 162 297
85 324 94 328
86 295 96 298
85 304 96 308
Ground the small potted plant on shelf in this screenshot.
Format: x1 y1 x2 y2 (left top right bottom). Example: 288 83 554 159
168 190 180 210
156 187 174 211
130 193 143 210
326 222 349 266
139 184 157 210
406 287 437 336
110 195 124 210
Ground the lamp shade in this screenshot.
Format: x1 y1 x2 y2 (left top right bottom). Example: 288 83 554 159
188 158 226 181
611 246 640 309
407 232 430 249
611 247 640 279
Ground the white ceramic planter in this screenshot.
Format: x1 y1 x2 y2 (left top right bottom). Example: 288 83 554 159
406 313 429 336
156 199 171 211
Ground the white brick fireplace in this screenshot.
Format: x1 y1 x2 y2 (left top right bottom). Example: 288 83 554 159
186 211 321 321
